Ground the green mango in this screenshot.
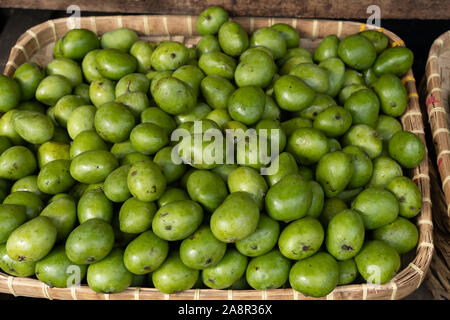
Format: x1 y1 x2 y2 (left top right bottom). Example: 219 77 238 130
115 73 149 97
281 117 313 137
305 181 325 218
46 58 83 87
53 95 85 128
274 75 316 112
119 197 157 234
337 258 358 285
0 137 12 156
278 47 312 67
338 84 367 105
228 167 267 210
67 105 96 140
326 209 365 260
316 151 353 197
265 152 298 186
0 204 27 244
344 88 380 128
130 41 154 73
77 189 113 224
123 230 169 274
152 200 203 241
197 35 221 56
279 55 313 75
289 63 329 93
337 34 377 70
328 138 342 152
227 86 266 125
157 188 189 207
127 159 166 202
35 75 72 106
37 141 70 169
236 214 280 257
250 27 286 59
0 111 23 145
363 67 379 86
115 91 150 118
314 35 339 62
96 49 137 80
198 52 237 80
289 252 339 297
373 47 414 76
287 127 329 165
352 187 399 229
35 246 87 288
196 6 229 35
141 107 176 135
265 174 312 221
82 50 103 83
153 146 187 184
87 248 133 293
152 251 199 294
386 176 422 218
69 130 108 159
180 225 226 269
206 109 231 128
70 150 118 184
368 156 403 188
355 240 400 284
342 124 383 159
235 49 276 88
89 78 116 107
40 196 77 241
66 218 114 264
202 248 247 289
37 159 75 194
261 94 281 120
149 70 173 93
6 216 57 262
94 101 135 143
12 109 55 147
0 74 21 112
175 102 211 124
372 74 407 117
313 106 352 138
60 28 100 60
152 77 196 115
172 65 205 97
278 217 324 260
103 165 131 202
100 27 138 52
373 217 418 254
0 243 35 276
120 152 151 166
319 57 345 97
11 176 45 200
151 41 189 71
375 115 402 141
210 192 259 243
0 146 37 180
186 170 228 212
388 131 425 169
298 93 336 120
246 249 290 290
74 83 90 103
359 30 388 54
342 145 373 189
13 62 45 101
218 21 249 57
320 198 348 227
267 24 296 48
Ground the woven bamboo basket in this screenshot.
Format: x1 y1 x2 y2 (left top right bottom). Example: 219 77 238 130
0 15 433 300
420 30 450 300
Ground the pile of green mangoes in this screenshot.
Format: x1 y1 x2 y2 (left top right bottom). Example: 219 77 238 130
0 6 425 298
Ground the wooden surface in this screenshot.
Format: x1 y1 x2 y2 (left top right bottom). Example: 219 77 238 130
0 8 441 301
0 0 450 20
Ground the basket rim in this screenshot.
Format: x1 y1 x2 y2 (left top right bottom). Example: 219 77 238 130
424 30 450 217
0 14 433 300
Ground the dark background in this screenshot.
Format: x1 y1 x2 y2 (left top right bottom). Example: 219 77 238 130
0 7 448 300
